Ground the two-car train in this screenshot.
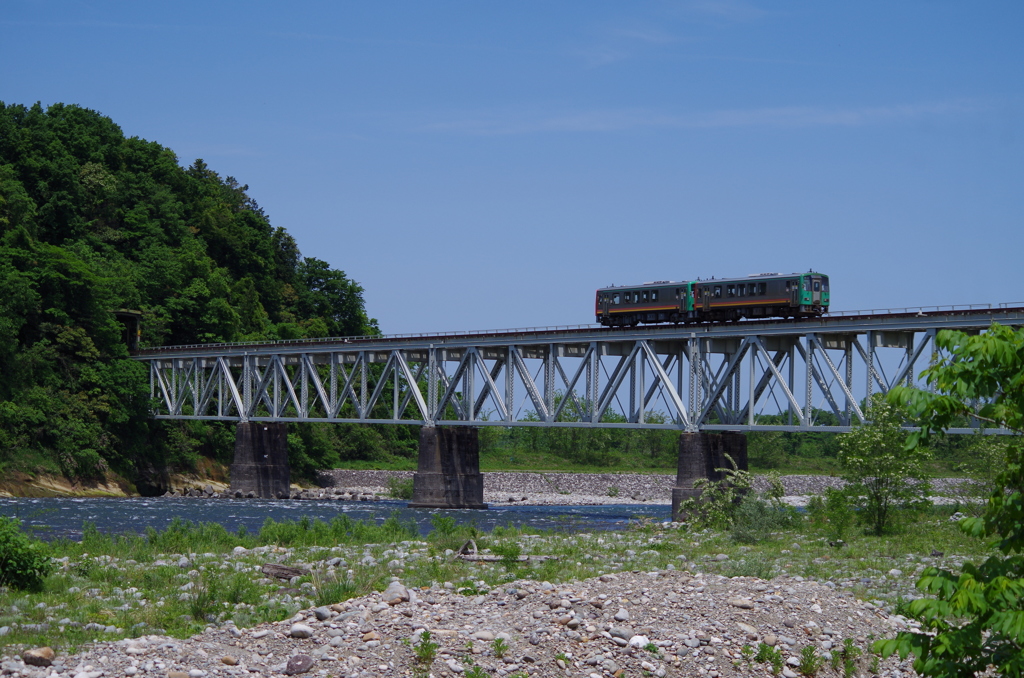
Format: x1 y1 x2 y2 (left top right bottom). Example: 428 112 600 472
595 271 829 326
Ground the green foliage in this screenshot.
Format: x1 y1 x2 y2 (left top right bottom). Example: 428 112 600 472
386 476 415 500
838 394 931 535
755 642 785 674
877 324 1024 678
676 454 752 530
492 637 509 658
606 485 620 497
798 645 825 677
807 488 854 542
490 541 523 572
730 494 796 544
0 101 391 486
414 629 439 664
0 517 53 591
832 638 863 678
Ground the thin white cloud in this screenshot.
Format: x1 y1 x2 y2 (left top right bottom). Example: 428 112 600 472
422 100 986 136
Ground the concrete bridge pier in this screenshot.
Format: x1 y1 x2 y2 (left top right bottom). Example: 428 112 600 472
671 431 748 522
408 426 488 509
229 422 291 498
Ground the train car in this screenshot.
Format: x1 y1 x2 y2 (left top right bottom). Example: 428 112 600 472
595 271 829 326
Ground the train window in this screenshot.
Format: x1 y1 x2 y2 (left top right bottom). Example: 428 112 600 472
642 291 649 302
651 290 659 301
612 293 620 304
822 279 829 292
804 279 811 291
813 281 820 292
758 282 767 295
737 285 745 297
714 286 722 298
726 285 735 297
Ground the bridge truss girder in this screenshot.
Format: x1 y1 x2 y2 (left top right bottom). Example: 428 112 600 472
143 312 1020 433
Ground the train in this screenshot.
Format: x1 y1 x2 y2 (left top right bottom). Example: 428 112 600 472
595 271 829 326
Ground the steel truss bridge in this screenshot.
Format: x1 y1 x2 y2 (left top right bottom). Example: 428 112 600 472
134 304 1024 433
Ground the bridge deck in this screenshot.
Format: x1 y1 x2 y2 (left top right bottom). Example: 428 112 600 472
133 304 1024 433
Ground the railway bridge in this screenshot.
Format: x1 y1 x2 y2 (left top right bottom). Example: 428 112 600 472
133 303 1024 518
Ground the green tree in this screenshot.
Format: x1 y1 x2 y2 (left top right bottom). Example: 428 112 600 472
877 323 1024 677
837 393 931 535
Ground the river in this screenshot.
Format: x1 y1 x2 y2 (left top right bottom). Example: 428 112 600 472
0 497 672 541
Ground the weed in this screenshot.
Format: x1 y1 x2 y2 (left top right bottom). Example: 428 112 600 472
464 665 489 678
740 644 756 662
607 486 620 497
755 643 785 674
313 573 357 607
490 542 522 572
414 630 438 664
798 645 825 677
492 637 509 658
832 638 863 678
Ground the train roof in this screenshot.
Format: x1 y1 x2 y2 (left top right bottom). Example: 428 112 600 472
597 271 827 292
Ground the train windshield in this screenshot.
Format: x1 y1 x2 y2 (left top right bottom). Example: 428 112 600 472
822 278 829 292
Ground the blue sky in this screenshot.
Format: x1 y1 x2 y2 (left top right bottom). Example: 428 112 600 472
3 1 1022 334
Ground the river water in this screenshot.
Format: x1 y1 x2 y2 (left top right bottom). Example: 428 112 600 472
0 497 672 541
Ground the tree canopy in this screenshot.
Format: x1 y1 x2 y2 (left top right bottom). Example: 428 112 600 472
879 323 1024 677
0 102 380 485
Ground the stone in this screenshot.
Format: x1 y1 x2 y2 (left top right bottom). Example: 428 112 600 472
728 597 754 609
289 623 315 638
313 606 332 621
714 554 730 561
284 655 315 675
22 648 55 667
188 670 206 678
763 634 778 646
383 581 410 605
167 672 189 678
736 622 758 635
362 631 380 641
471 631 495 641
628 635 651 648
614 608 630 622
221 656 238 666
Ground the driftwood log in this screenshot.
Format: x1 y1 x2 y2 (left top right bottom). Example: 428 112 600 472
261 563 311 580
455 539 557 563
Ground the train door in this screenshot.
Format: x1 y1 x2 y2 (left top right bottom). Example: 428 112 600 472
600 294 610 316
789 279 800 307
811 276 822 306
701 286 711 312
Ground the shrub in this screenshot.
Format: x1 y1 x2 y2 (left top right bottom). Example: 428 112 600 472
0 516 54 591
838 394 931 535
387 476 414 500
730 494 795 544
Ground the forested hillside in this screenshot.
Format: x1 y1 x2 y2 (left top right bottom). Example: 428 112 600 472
0 102 415 492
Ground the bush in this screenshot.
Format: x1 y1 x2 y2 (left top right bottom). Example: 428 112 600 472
387 476 414 500
838 394 931 535
0 516 54 591
730 494 796 544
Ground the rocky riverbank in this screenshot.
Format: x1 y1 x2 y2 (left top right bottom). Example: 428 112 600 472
1 568 919 678
155 471 979 508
